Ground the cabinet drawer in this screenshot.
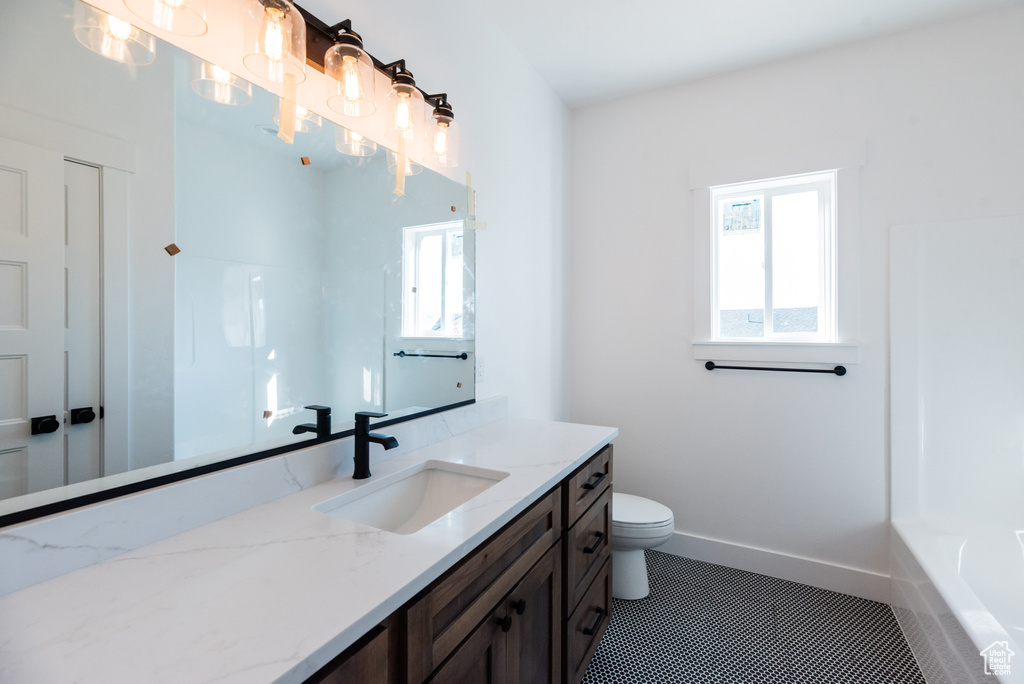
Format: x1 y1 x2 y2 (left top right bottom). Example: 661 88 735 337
564 444 612 528
565 487 611 612
565 558 612 684
406 487 562 684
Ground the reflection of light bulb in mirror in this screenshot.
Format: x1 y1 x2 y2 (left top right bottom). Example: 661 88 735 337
102 15 133 61
260 7 286 63
335 125 377 156
74 1 155 65
273 99 321 133
212 65 232 84
191 56 252 106
212 65 232 104
107 15 133 40
341 55 364 102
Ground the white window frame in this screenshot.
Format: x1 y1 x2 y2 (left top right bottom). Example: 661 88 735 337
401 220 466 340
711 172 836 342
690 138 864 365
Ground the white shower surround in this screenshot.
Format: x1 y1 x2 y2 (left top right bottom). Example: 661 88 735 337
890 217 1024 684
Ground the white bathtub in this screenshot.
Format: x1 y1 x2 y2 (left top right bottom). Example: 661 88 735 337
892 519 1024 683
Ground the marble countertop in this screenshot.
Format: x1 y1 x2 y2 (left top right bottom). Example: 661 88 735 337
0 418 616 684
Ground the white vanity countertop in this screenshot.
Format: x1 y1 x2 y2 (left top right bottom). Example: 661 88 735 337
0 418 617 684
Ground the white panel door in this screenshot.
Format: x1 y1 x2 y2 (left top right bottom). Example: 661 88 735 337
64 160 102 485
0 137 66 499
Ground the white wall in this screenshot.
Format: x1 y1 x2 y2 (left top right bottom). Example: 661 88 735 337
570 6 1024 600
302 0 572 422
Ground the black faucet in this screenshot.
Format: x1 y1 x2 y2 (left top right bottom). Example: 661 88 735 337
292 405 332 438
353 411 399 479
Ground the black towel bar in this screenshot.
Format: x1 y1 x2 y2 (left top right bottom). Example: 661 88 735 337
394 351 469 360
705 361 846 376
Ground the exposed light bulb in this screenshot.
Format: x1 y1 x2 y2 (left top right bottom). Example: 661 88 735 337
153 0 187 28
260 7 286 63
432 122 449 159
341 55 364 102
394 93 413 137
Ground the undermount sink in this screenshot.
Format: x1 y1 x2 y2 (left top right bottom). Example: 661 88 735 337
313 460 510 535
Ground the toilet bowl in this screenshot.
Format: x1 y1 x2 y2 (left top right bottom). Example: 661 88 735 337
612 492 674 600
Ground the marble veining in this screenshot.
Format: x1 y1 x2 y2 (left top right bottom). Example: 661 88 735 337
0 397 507 596
0 401 615 684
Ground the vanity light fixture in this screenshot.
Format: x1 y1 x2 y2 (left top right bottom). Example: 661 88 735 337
426 95 459 168
273 98 322 133
190 57 252 106
324 20 376 118
123 0 208 37
291 5 461 170
73 1 155 65
335 126 377 157
385 62 427 145
243 0 306 85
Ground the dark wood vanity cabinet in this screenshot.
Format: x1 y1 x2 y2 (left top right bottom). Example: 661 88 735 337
427 543 562 684
306 445 613 684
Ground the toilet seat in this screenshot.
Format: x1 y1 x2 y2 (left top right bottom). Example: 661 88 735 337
613 493 673 527
614 519 674 540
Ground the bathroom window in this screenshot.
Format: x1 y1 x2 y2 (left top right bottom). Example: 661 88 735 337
711 171 836 342
402 221 465 338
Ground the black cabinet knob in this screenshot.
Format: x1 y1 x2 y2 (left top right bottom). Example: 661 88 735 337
511 599 526 615
30 415 60 435
497 615 513 633
70 407 96 425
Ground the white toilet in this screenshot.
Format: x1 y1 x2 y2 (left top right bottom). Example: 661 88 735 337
611 492 674 600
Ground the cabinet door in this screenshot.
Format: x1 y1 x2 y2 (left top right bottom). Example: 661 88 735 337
305 624 389 684
507 542 562 684
427 609 508 684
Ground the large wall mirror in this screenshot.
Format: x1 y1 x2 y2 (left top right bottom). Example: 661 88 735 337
0 0 476 522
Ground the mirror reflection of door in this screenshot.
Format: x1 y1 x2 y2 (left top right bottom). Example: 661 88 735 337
0 137 102 499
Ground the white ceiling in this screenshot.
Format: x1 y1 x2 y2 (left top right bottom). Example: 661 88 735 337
477 0 1021 107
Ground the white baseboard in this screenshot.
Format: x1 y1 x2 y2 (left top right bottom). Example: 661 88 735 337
656 531 891 604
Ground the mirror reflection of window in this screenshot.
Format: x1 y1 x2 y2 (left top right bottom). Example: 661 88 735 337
402 221 465 338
